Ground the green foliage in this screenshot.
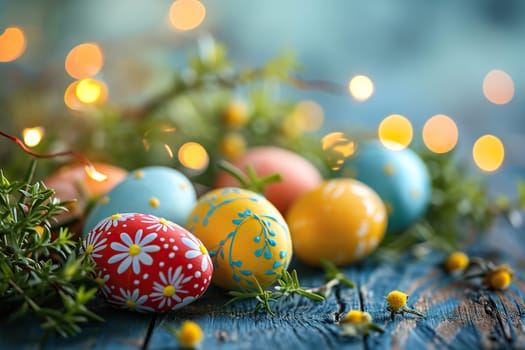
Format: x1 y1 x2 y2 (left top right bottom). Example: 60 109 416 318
0 163 101 338
226 263 353 315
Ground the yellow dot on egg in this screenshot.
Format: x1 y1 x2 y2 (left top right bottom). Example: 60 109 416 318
179 182 188 191
163 285 176 297
134 171 144 179
110 213 121 220
383 163 395 176
149 197 160 208
411 189 421 199
86 244 94 254
95 277 105 286
159 218 169 226
199 244 208 255
129 244 141 256
385 202 394 215
126 299 137 308
100 196 110 205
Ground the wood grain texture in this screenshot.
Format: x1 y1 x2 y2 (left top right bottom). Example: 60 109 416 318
1 221 524 349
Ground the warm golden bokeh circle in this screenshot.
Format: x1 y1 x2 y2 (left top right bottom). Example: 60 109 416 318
422 114 459 153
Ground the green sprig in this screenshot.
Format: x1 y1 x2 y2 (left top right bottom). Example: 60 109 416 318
226 264 354 315
0 164 101 338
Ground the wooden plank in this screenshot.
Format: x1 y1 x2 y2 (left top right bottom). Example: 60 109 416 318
146 266 364 350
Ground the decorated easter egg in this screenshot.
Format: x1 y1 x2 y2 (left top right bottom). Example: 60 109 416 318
83 166 196 235
340 140 431 234
286 179 387 267
186 188 292 291
83 213 213 312
213 146 322 214
44 162 127 225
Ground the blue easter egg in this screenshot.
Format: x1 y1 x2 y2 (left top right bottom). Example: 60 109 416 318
83 166 196 235
340 140 431 234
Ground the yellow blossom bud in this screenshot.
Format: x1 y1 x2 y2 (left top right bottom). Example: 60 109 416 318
222 100 249 128
342 310 372 324
176 320 203 349
484 265 514 289
386 290 408 311
444 251 469 272
219 132 246 159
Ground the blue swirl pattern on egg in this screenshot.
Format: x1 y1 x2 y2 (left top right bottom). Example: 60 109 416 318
340 140 431 234
83 166 196 236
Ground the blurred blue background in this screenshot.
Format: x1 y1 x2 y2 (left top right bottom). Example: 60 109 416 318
1 0 524 186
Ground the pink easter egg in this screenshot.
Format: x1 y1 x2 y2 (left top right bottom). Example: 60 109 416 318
214 146 323 214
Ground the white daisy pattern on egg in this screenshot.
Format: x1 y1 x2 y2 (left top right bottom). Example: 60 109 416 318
151 266 192 309
94 269 111 297
140 215 178 233
95 213 134 232
110 288 154 313
181 236 210 272
84 229 108 259
83 213 213 312
108 229 160 274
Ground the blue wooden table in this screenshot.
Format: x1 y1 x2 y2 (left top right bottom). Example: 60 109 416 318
1 216 524 350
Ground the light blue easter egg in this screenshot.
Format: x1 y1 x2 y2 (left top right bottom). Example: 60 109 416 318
340 140 431 234
83 166 196 236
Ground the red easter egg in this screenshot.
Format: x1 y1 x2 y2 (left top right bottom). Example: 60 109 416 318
214 146 323 214
83 213 213 312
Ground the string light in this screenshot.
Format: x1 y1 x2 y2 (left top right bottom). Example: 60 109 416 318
164 144 175 158
178 142 209 170
422 114 458 153
65 43 104 79
0 130 107 182
348 75 374 102
22 127 44 148
0 27 26 62
75 78 106 104
291 100 324 132
473 135 504 172
483 69 514 105
378 114 413 150
169 0 206 31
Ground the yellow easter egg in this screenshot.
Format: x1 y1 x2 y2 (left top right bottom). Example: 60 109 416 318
286 179 387 267
186 188 292 291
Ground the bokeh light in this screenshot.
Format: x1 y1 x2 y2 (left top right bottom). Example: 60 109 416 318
64 81 83 110
378 114 413 150
472 134 505 172
0 27 26 62
178 142 209 170
348 75 374 101
75 78 107 104
169 0 206 31
22 127 44 147
65 43 104 79
482 69 514 105
321 132 355 170
422 114 459 153
292 100 324 131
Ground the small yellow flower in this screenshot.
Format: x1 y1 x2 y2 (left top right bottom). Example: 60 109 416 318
444 251 469 272
484 264 514 289
219 132 246 159
222 100 249 128
176 320 204 349
386 290 408 311
342 310 372 324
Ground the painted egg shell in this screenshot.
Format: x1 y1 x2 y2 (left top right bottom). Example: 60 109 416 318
83 166 196 235
186 188 292 291
213 146 323 215
286 179 387 267
44 162 127 225
83 213 213 312
340 140 431 234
